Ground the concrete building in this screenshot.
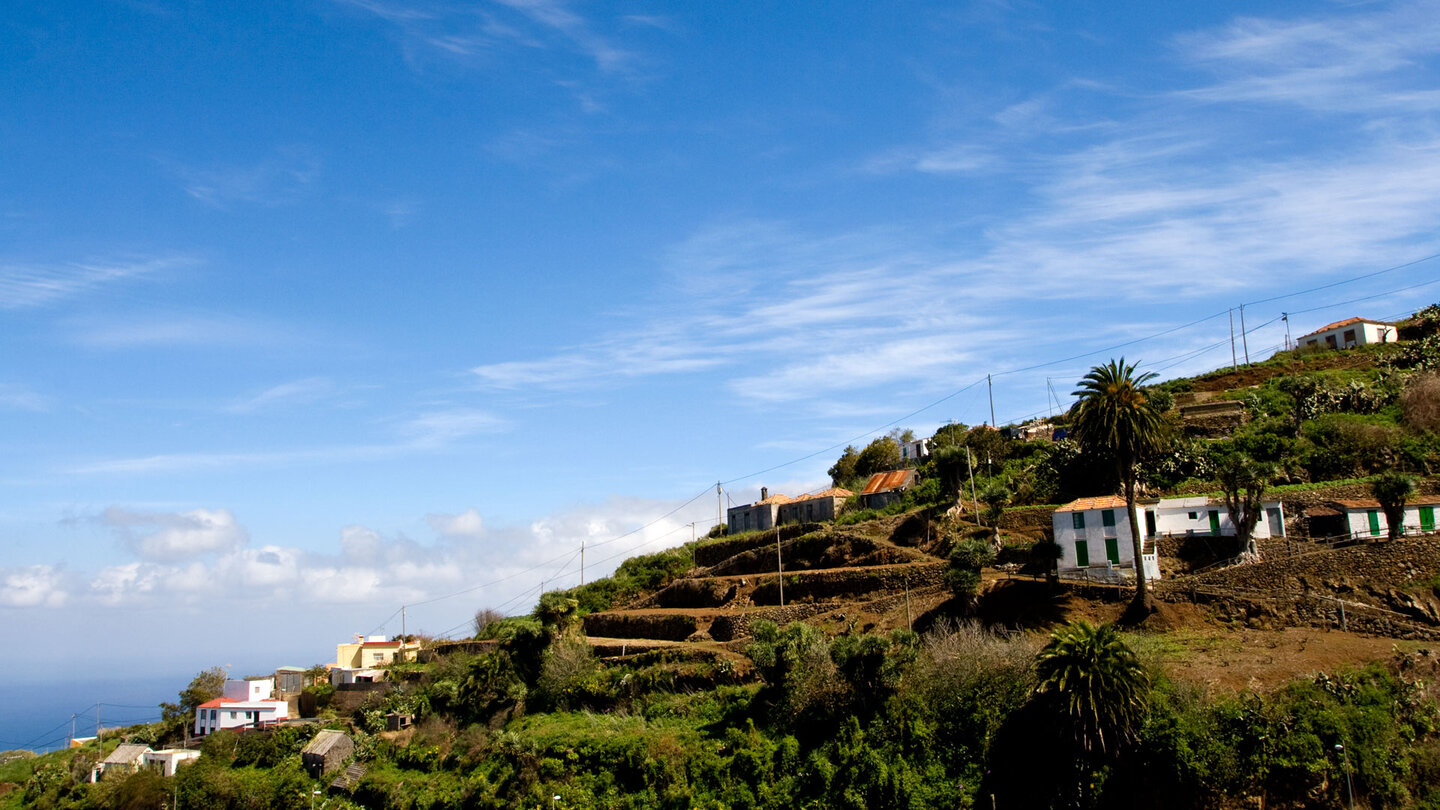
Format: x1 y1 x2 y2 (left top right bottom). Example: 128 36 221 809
1149 497 1286 542
143 749 201 777
899 438 929 464
335 635 419 669
1052 496 1161 583
776 488 852 525
194 696 290 736
726 488 792 534
1297 317 1397 350
1328 498 1440 538
224 677 275 702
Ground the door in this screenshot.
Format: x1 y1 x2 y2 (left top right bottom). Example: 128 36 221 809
1421 506 1435 534
1368 510 1382 536
1104 536 1121 565
1267 507 1283 537
1145 510 1156 537
1075 540 1090 567
1208 510 1221 535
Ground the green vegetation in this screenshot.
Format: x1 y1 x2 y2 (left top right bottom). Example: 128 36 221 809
15 621 1440 809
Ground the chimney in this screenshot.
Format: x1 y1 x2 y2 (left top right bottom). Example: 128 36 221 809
761 487 768 501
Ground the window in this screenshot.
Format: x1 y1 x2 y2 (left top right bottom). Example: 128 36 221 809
1326 335 1338 348
1343 329 1357 346
1072 512 1085 530
229 712 237 719
1101 509 1116 527
1187 511 1198 520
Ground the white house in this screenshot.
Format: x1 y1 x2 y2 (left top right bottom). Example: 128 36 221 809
1332 498 1440 538
194 696 290 736
223 677 275 702
1052 496 1161 583
1297 317 1397 350
143 749 201 777
900 438 930 464
1149 497 1286 542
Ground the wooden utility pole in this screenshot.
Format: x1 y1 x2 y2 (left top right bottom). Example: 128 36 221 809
1229 309 1238 371
775 522 784 607
987 374 996 427
1239 304 1250 364
716 483 722 532
580 540 585 585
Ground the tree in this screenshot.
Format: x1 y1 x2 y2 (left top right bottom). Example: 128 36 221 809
1034 621 1149 757
1215 452 1273 557
473 607 505 638
945 537 995 603
854 436 901 478
160 666 227 721
1371 471 1416 540
828 445 860 487
1069 358 1169 613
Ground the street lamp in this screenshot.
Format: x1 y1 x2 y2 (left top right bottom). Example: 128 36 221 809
311 788 321 810
1335 744 1353 810
551 795 561 809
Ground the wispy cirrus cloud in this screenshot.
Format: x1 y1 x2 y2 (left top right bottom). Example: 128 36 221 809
0 255 192 310
334 0 644 79
165 147 322 207
66 313 299 349
1178 0 1440 114
67 406 508 476
225 378 335 414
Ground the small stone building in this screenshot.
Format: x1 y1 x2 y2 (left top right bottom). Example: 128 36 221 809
776 488 852 525
860 470 916 509
302 729 354 778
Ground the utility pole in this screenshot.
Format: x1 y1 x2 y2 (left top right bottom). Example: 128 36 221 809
775 522 784 607
1228 309 1238 371
1282 312 1292 351
1239 304 1250 365
401 606 406 640
716 482 722 532
987 374 996 428
580 540 585 586
966 447 980 518
70 714 75 747
904 577 912 630
96 704 101 738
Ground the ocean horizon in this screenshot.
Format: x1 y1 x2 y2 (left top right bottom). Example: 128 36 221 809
0 674 184 754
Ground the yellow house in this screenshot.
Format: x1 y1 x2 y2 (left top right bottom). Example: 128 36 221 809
334 635 419 668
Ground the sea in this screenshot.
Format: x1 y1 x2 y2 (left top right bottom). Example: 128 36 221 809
0 675 183 754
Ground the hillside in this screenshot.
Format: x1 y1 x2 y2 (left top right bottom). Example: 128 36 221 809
11 321 1440 809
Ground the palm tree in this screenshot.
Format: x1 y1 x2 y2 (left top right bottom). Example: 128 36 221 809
1069 358 1169 612
1035 620 1149 757
1371 471 1416 540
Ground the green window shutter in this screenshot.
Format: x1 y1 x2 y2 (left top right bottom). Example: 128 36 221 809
1420 506 1435 533
1072 512 1085 530
1101 509 1116 527
1368 510 1382 536
1075 540 1089 567
1105 536 1120 564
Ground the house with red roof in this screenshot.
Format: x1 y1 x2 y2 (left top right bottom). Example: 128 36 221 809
1052 495 1160 583
193 694 290 736
727 487 793 533
1296 316 1397 351
777 488 854 525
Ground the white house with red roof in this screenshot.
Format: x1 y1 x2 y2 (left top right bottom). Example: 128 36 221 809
193 695 290 736
1297 317 1397 350
1052 495 1160 582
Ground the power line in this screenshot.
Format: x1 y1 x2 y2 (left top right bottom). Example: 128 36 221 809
1244 252 1440 308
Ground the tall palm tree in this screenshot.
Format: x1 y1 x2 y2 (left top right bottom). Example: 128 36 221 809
1035 620 1149 757
1069 358 1169 612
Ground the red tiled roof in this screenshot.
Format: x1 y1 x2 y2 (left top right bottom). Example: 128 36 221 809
1055 495 1128 513
1298 316 1388 339
361 641 402 648
756 493 792 505
862 470 914 495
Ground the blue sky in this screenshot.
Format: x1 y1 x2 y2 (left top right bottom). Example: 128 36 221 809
4 0 1440 679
